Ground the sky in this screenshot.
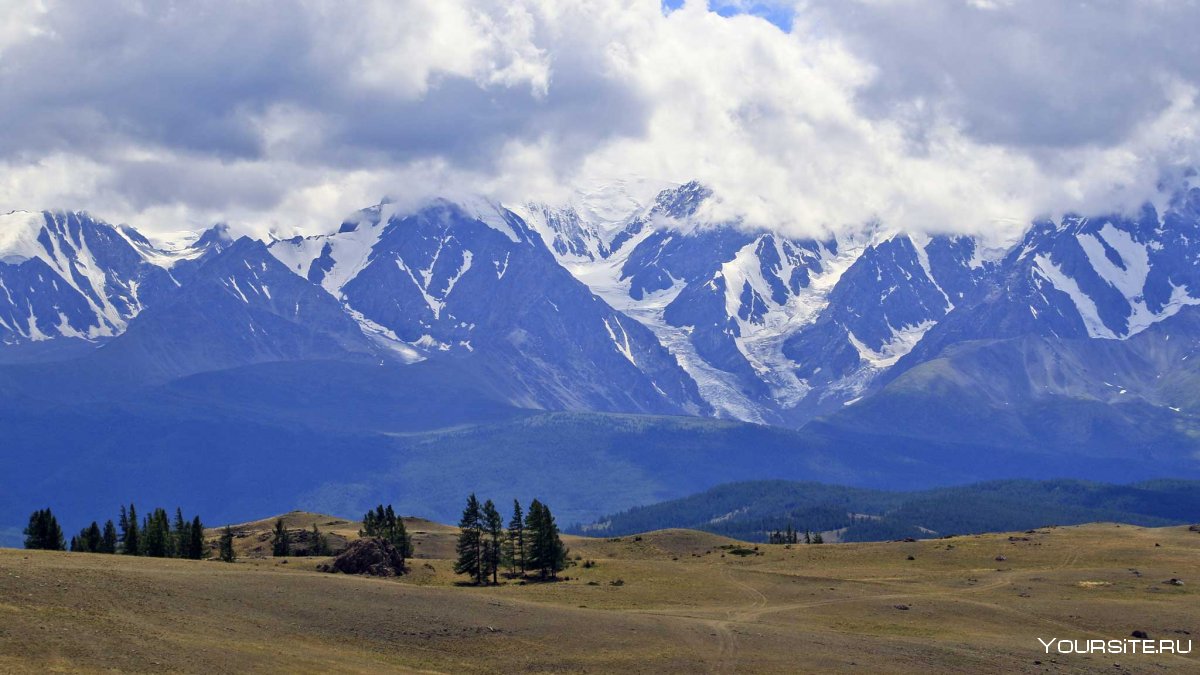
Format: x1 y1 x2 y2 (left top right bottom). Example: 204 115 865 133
1 0 1198 243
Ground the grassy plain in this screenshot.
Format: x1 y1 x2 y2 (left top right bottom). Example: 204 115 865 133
0 513 1196 673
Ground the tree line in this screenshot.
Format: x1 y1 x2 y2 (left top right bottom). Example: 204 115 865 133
271 519 334 558
24 504 206 559
767 523 824 545
454 495 567 584
23 497 569 584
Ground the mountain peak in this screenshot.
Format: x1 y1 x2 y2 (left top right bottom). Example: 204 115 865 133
651 181 712 219
194 222 235 249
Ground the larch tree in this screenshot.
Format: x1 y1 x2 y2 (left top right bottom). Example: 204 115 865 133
453 494 484 584
218 525 236 562
505 499 525 576
122 504 140 555
22 508 65 551
188 516 205 559
272 518 291 557
482 499 503 585
100 520 118 554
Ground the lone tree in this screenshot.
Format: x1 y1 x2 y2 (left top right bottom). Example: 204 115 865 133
525 499 568 580
453 494 485 584
272 519 291 557
218 525 236 562
482 499 503 585
23 508 65 551
504 499 526 576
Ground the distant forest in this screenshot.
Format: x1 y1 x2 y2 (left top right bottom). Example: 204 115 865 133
572 479 1200 542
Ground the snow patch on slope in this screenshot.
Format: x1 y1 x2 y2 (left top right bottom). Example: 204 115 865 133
847 320 937 369
1034 221 1200 339
1033 253 1116 339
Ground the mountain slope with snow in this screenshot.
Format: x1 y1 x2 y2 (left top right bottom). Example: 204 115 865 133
0 211 178 345
267 199 710 415
521 183 997 423
2 183 1199 439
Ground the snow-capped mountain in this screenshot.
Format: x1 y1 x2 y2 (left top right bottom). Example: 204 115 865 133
268 199 709 415
1 184 1198 545
518 183 996 423
94 236 378 380
895 188 1200 377
2 182 1198 431
0 211 176 345
779 186 1200 466
0 211 241 352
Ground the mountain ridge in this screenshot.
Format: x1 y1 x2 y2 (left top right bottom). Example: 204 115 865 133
3 182 1199 429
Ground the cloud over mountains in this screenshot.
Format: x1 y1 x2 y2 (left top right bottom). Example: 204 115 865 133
1 0 1198 242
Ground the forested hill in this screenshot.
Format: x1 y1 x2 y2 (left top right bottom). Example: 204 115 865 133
572 479 1200 543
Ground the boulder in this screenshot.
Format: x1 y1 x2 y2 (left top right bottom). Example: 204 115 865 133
319 538 406 576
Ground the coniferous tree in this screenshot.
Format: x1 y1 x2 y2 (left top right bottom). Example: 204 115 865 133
70 536 81 552
394 517 412 560
100 520 118 554
188 516 205 559
504 499 526 576
539 503 568 579
812 532 824 544
218 525 236 562
383 505 413 560
482 499 503 585
525 500 568 580
76 521 102 552
453 494 484 584
122 504 140 555
272 519 291 557
524 499 545 575
142 508 171 557
361 504 412 561
360 508 378 538
23 508 65 551
310 524 329 556
172 508 188 558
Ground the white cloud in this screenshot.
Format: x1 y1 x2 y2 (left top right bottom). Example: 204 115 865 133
0 0 1198 245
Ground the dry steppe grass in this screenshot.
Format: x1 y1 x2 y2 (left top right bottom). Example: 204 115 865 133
1 519 1196 673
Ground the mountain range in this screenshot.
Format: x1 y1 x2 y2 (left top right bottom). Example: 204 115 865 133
1 181 1198 539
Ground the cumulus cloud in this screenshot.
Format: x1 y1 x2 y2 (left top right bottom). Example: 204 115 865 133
0 0 1197 244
